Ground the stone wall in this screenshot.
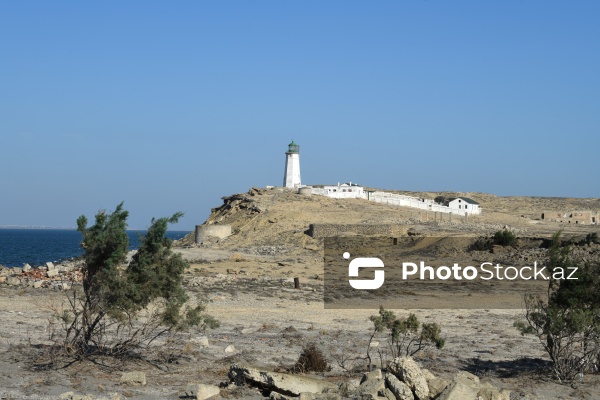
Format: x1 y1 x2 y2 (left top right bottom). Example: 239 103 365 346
195 224 232 244
308 223 407 238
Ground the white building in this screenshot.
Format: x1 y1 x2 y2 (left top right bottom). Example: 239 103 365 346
314 182 364 198
448 197 481 215
283 140 301 188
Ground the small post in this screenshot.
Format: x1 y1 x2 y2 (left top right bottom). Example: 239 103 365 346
449 212 452 222
294 277 300 289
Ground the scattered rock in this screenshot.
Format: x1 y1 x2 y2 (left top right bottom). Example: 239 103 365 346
477 382 511 400
7 276 21 286
23 263 32 272
270 392 294 400
191 336 209 347
120 371 146 386
299 393 341 400
437 371 480 400
47 269 59 278
58 392 94 400
421 369 449 399
357 369 385 400
360 369 382 384
185 383 220 400
225 344 236 353
56 282 71 291
229 365 337 396
46 262 55 270
388 357 429 400
385 372 414 400
336 380 359 397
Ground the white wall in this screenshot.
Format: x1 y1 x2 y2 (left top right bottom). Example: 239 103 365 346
311 187 481 215
317 184 364 199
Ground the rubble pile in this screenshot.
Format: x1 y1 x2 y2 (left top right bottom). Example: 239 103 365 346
0 260 85 290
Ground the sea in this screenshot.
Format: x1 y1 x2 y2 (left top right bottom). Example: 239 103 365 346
0 228 189 268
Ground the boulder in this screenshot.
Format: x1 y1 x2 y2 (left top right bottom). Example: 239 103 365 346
7 276 21 286
270 392 294 400
388 357 429 400
335 380 359 397
299 393 341 400
185 383 220 400
46 262 55 270
356 369 385 400
0 276 6 283
225 344 236 353
229 365 337 396
47 269 59 278
385 373 414 400
380 388 397 399
421 369 450 399
360 369 382 384
477 382 510 400
23 264 32 272
191 336 210 347
437 371 480 400
33 281 44 289
119 371 146 386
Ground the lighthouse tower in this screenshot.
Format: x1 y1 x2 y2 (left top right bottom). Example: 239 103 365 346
283 140 301 188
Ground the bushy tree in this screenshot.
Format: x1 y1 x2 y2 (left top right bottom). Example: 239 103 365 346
55 203 217 361
293 343 331 373
515 231 600 382
367 307 444 370
434 196 449 206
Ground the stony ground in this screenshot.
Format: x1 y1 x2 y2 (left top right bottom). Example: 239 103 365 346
1 188 599 399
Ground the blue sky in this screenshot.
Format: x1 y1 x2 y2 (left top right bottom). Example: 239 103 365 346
1 1 598 230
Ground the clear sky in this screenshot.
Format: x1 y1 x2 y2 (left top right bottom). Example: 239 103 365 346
1 1 598 230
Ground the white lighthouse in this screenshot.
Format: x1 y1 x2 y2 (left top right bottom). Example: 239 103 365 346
283 140 301 188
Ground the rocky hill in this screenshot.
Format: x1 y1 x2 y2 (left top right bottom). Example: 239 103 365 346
178 187 599 249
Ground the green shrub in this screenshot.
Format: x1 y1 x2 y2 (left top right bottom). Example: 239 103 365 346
514 231 600 383
470 229 517 251
492 229 517 247
53 203 218 363
367 307 444 370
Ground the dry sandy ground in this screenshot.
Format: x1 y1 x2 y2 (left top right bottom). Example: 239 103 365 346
1 270 599 399
1 188 599 399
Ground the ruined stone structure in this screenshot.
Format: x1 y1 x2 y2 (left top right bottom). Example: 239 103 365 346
541 210 598 225
195 224 232 244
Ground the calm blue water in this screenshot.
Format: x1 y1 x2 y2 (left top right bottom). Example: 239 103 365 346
0 229 189 267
